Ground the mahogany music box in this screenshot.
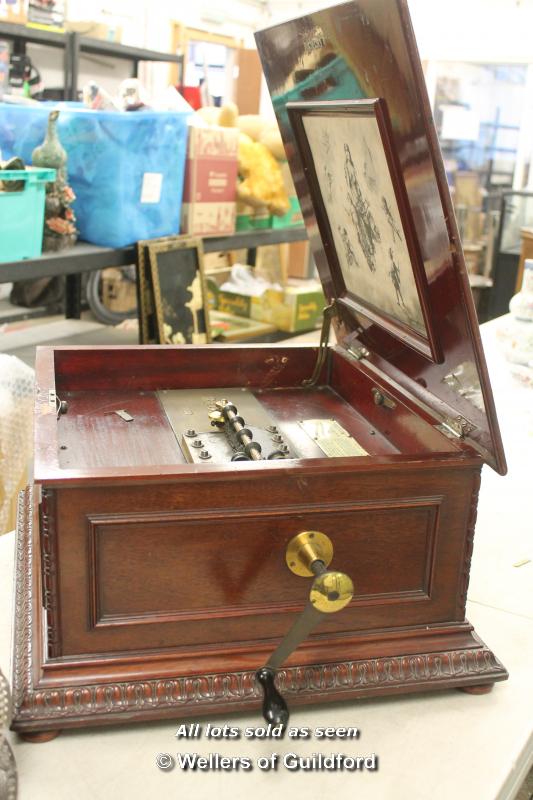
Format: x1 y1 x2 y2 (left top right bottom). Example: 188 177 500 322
12 0 507 741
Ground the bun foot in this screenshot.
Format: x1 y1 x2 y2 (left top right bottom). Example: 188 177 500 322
19 730 61 743
459 683 494 695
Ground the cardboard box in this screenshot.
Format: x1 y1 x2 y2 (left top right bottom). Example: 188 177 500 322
181 125 239 237
27 0 65 30
217 279 324 332
285 240 311 279
101 268 136 313
251 281 324 332
0 0 27 25
216 289 252 318
65 20 123 43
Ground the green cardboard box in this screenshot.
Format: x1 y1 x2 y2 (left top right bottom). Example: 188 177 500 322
217 290 253 318
251 281 324 332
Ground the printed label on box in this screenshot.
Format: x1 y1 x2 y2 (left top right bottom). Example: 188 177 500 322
140 173 163 204
181 202 235 236
187 127 239 159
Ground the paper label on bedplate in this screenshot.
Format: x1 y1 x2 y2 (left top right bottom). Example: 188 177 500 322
299 419 368 457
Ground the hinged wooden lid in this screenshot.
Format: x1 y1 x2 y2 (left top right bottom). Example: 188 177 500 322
256 0 506 474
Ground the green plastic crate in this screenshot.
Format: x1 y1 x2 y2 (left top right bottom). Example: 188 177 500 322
271 195 303 229
0 167 56 263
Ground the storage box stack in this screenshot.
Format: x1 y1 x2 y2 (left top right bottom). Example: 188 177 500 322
0 103 191 247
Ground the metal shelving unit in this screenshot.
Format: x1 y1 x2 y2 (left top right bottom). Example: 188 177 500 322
0 20 65 48
0 23 184 100
1 22 187 315
0 228 309 318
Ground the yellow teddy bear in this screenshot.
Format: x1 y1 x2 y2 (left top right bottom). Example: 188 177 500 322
197 103 290 217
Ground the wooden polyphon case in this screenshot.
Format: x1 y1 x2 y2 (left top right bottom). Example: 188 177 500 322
12 0 508 741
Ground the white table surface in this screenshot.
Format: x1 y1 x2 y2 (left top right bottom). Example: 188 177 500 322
0 320 532 800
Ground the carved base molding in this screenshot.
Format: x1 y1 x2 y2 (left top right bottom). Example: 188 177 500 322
11 488 508 736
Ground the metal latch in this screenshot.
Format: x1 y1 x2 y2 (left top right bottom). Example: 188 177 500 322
371 387 396 409
48 389 68 418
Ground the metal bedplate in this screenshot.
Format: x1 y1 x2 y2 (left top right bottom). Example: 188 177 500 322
157 387 294 464
181 427 291 464
157 388 369 465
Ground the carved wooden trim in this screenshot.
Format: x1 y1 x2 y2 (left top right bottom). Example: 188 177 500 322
458 470 481 617
40 488 61 658
14 647 505 725
12 489 33 715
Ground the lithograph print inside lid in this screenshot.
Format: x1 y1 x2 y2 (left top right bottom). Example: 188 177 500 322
255 0 506 474
289 98 441 363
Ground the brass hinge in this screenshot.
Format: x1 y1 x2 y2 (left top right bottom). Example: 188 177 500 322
302 301 338 387
437 415 476 439
347 345 370 361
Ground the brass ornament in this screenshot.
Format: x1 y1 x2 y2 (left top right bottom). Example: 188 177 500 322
285 531 334 577
208 409 225 427
310 571 354 613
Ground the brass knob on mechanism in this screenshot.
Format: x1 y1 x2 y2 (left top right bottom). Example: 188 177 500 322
256 531 354 727
310 570 354 613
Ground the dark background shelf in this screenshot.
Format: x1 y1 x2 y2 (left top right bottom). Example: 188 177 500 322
0 228 309 318
0 228 308 283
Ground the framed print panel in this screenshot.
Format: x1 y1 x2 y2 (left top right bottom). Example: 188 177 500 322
147 236 211 345
288 99 441 362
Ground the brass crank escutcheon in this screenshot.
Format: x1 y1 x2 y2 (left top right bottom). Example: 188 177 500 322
256 531 354 726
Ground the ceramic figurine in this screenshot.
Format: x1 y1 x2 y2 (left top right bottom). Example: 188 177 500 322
505 259 533 367
32 110 77 252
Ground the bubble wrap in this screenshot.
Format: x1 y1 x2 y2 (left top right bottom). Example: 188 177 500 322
0 356 34 536
0 667 17 799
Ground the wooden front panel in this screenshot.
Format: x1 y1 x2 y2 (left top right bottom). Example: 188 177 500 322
89 502 437 628
45 464 478 659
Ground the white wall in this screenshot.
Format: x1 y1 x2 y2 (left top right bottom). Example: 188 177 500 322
408 0 533 63
262 0 533 64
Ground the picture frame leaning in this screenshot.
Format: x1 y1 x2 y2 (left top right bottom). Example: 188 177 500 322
287 98 441 363
136 239 159 345
146 236 212 345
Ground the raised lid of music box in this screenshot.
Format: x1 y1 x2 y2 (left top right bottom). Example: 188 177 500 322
255 0 506 475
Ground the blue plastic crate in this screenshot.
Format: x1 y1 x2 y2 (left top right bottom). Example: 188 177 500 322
0 103 191 247
0 167 56 263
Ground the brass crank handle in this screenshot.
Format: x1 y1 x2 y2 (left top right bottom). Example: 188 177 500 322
256 531 354 727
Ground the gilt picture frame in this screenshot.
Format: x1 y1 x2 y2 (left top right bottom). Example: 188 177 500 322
147 236 211 345
136 239 159 344
287 99 441 362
